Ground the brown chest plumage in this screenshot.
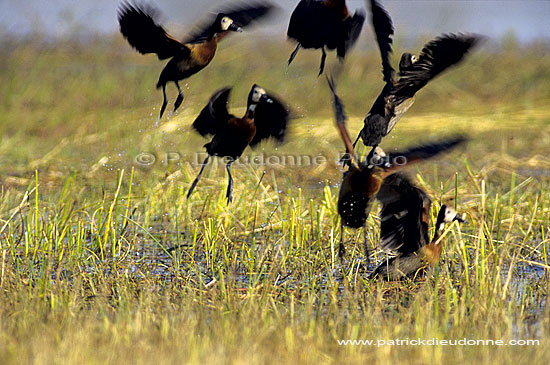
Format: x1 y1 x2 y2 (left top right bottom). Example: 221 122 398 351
190 39 219 66
421 243 443 266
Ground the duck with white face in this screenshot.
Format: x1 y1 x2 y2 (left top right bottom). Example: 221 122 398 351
249 85 274 109
436 205 466 231
354 0 484 153
118 2 276 120
188 84 291 203
371 173 467 281
220 16 243 32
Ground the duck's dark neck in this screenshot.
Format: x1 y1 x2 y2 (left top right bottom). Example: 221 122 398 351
207 23 222 41
209 31 231 44
432 214 446 243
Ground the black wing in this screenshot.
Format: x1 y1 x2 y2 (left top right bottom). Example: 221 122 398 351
339 10 366 58
118 2 190 60
376 173 431 255
249 93 291 147
369 0 394 83
288 0 324 44
183 2 276 44
192 87 235 137
385 135 467 172
392 33 484 101
288 0 347 50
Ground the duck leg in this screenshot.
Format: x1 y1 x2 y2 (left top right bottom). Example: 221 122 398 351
288 43 301 65
187 155 210 199
174 81 185 112
225 162 234 203
339 221 346 259
159 83 168 120
318 47 327 76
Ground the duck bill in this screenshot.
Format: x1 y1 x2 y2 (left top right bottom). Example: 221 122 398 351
454 214 466 224
229 23 243 32
260 94 273 103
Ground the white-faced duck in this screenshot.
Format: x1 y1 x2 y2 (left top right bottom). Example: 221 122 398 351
287 0 365 75
371 173 466 280
327 76 465 263
118 2 276 119
355 0 484 149
187 84 291 203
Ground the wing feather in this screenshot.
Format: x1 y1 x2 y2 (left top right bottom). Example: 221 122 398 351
192 87 235 137
369 0 394 82
391 33 484 103
118 2 189 60
385 135 467 173
377 173 431 255
183 2 276 44
288 0 350 50
339 10 366 58
249 93 291 147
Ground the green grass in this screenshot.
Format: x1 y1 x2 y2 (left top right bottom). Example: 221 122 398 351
0 35 549 364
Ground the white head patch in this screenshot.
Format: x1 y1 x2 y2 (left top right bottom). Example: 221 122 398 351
251 86 267 103
443 206 458 223
411 55 418 63
221 16 233 31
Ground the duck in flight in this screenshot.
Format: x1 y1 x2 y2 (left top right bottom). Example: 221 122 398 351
355 0 483 150
287 0 365 76
188 84 291 203
118 1 275 119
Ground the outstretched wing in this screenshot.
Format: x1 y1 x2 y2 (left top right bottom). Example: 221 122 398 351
339 10 366 58
369 0 394 83
192 87 235 137
392 33 484 101
249 93 291 147
118 2 190 60
385 135 467 173
183 2 276 44
376 173 431 255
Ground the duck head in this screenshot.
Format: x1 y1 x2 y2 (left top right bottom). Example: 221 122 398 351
436 205 466 231
247 84 273 109
399 52 418 73
215 14 243 33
